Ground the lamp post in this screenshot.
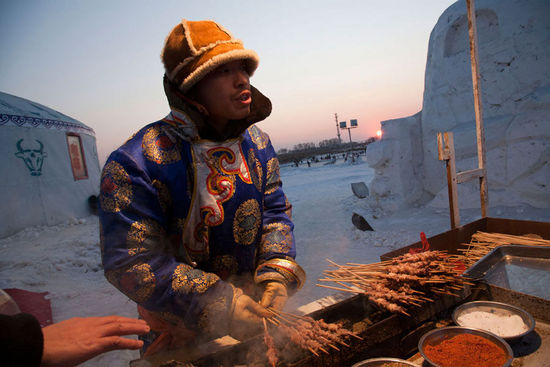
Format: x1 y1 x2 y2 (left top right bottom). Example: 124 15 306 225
339 119 358 147
334 113 342 144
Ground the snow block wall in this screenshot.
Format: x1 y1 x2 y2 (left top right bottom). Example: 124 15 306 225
367 0 550 212
366 112 426 211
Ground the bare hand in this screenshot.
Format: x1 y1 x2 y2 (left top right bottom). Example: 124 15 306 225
41 315 150 367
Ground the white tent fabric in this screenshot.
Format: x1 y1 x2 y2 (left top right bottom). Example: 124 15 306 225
0 92 101 238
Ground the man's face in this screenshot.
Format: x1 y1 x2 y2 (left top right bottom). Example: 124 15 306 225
192 60 252 131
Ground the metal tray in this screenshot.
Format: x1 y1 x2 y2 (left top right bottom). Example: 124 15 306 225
463 245 550 300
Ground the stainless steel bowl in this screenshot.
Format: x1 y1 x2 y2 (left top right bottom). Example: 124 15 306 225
351 357 419 367
418 326 513 367
452 300 535 343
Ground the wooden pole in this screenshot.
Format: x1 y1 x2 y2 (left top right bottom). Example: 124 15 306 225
466 0 488 217
438 132 460 228
335 113 342 144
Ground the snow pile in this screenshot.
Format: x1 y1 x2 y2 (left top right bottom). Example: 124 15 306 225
367 0 550 212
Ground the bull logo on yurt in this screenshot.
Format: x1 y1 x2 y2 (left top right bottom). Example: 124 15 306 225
15 138 48 176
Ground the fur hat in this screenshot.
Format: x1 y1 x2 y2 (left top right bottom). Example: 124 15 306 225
162 19 259 93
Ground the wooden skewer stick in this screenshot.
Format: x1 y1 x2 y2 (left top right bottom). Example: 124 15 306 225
317 283 363 294
335 339 351 347
326 259 378 284
431 289 459 297
265 308 279 318
266 317 280 326
308 347 320 357
319 346 329 354
346 332 363 341
277 313 298 325
473 231 550 246
318 278 361 282
346 259 394 266
276 309 314 322
319 335 340 351
319 336 341 350
335 281 365 293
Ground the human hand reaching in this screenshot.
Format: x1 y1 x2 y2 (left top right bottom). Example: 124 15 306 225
41 315 150 367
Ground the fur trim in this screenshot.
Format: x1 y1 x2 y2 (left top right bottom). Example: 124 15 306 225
162 19 259 93
215 22 235 39
181 19 196 53
167 39 244 82
178 49 259 92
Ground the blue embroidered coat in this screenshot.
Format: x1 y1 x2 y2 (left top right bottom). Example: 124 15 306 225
99 90 303 338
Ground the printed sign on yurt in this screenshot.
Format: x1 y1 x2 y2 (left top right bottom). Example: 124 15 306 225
0 92 101 238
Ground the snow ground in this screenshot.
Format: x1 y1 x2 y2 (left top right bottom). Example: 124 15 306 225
1 155 549 366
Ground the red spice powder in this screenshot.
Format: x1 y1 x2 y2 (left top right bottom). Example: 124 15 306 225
424 333 509 367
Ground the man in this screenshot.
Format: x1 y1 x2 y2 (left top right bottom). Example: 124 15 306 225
99 19 305 355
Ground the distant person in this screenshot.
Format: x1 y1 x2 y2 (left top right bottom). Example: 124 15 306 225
98 19 305 356
1 312 149 367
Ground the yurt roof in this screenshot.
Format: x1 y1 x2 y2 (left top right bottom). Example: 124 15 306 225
0 91 95 136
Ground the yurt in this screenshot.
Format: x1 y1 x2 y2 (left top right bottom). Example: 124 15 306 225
0 91 101 238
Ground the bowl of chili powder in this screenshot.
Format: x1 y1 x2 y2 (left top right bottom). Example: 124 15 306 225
418 326 513 367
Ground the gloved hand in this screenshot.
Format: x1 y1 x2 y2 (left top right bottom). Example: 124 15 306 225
259 281 288 311
230 288 270 340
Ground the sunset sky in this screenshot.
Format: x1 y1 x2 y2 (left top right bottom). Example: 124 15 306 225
1 0 457 165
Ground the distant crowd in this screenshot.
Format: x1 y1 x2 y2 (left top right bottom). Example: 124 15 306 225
292 151 363 167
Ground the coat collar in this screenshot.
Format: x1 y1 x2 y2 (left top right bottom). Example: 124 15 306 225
163 76 272 142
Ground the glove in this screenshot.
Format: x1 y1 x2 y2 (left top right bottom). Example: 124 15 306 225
259 281 288 311
230 288 271 340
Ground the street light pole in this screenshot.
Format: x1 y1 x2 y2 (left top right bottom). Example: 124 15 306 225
334 113 342 144
339 119 358 152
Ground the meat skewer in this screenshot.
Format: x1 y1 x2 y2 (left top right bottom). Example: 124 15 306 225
317 250 472 315
262 308 362 361
263 318 278 367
